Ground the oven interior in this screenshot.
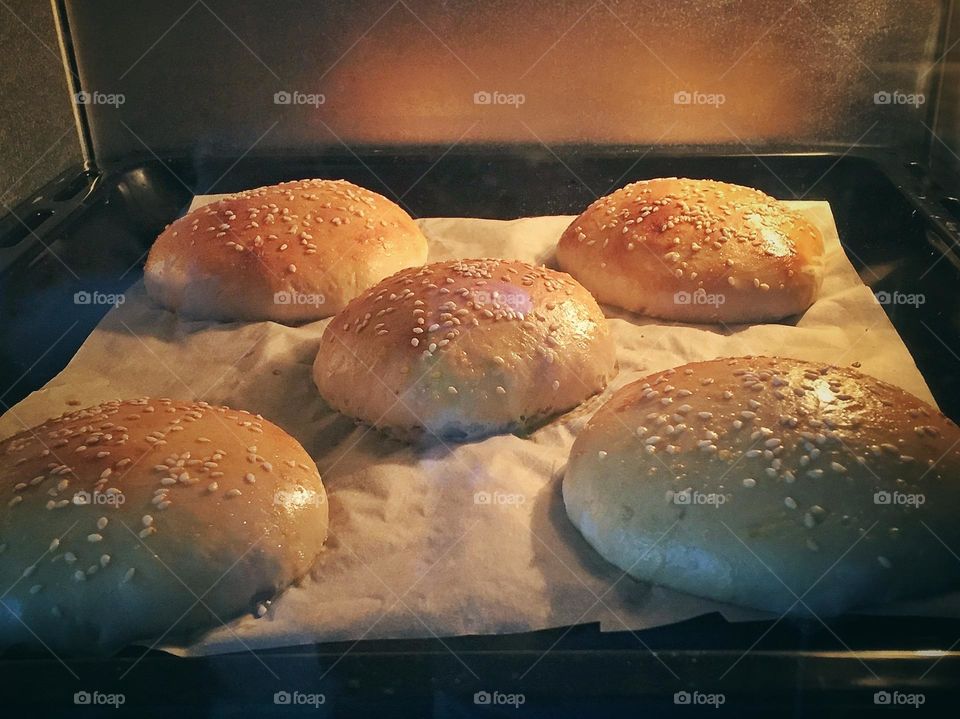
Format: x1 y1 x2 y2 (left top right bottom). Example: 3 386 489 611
1 1 960 715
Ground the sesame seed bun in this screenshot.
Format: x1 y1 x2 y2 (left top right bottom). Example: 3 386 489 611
556 178 825 323
313 259 618 441
145 179 429 323
563 356 960 615
0 398 328 655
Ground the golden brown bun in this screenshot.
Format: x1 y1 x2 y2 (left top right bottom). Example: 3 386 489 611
563 356 960 615
145 179 428 323
556 178 824 323
313 259 618 441
0 398 328 655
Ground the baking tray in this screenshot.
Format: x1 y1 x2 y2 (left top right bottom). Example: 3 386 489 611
1 149 959 715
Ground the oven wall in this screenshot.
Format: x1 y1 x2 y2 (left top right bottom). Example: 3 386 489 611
0 0 83 209
62 0 952 168
931 0 960 191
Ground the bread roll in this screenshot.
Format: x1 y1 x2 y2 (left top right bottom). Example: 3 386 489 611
563 356 960 615
313 258 618 441
145 179 428 322
556 178 824 323
0 398 328 654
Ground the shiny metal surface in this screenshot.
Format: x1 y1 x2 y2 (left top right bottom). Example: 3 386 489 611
62 0 949 162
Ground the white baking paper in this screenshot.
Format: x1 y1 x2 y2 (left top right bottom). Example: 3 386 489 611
1 199 954 658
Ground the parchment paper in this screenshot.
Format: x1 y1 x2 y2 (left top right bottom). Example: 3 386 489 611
2 199 955 657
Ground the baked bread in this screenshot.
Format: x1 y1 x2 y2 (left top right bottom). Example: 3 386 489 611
556 178 824 323
145 179 428 323
0 398 328 654
563 356 960 615
313 258 618 441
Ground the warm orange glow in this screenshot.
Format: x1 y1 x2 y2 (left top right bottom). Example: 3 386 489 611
303 1 880 145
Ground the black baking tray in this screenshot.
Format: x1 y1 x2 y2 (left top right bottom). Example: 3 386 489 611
1 149 959 716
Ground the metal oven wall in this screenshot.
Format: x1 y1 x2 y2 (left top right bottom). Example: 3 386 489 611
61 0 951 165
0 1 83 209
931 0 960 190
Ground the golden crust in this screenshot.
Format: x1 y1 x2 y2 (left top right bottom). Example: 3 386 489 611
0 398 328 654
557 178 824 323
313 258 618 441
145 179 428 323
564 356 960 614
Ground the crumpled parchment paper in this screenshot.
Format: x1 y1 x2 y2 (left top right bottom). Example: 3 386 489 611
2 198 953 657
